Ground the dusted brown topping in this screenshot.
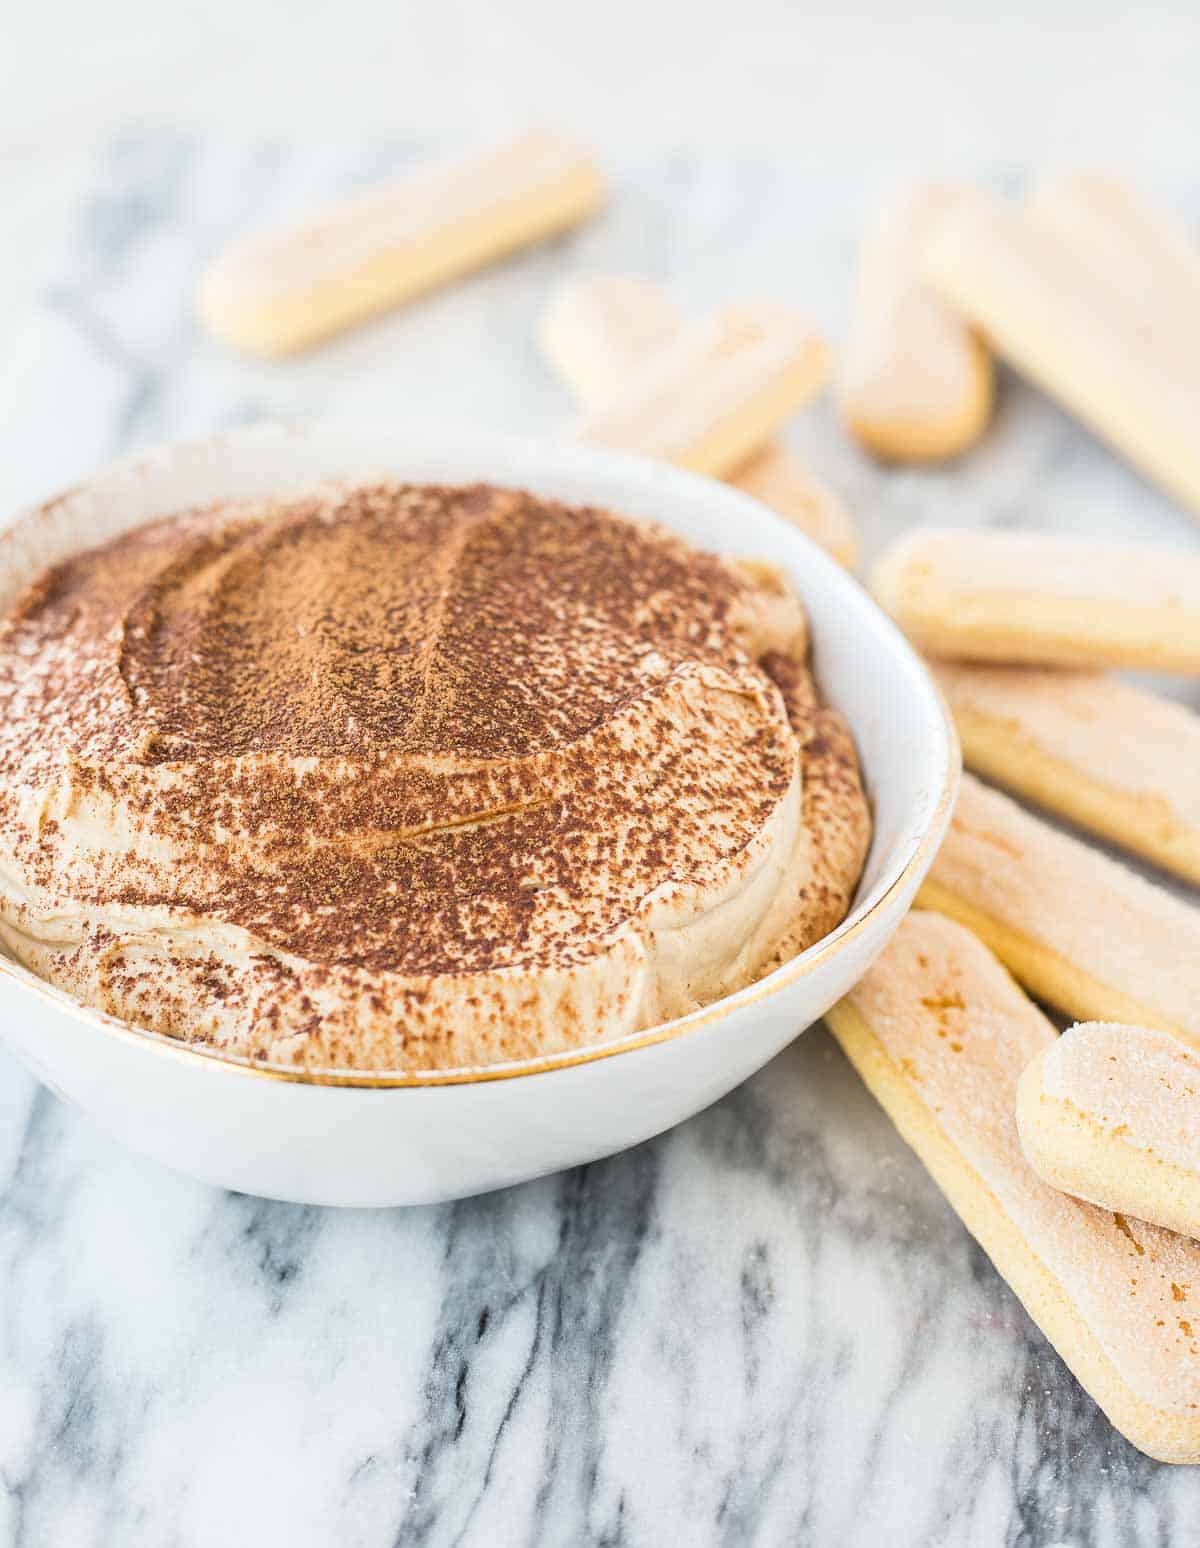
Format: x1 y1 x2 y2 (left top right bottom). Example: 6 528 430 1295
0 481 870 1071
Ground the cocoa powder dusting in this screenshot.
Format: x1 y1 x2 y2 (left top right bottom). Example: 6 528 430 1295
0 481 870 1070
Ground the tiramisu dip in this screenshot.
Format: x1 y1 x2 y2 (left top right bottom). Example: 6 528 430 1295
0 482 870 1072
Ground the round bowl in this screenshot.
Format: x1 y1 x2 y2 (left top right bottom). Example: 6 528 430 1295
0 424 957 1206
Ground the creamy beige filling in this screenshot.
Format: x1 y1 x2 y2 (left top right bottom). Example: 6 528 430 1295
0 753 808 1072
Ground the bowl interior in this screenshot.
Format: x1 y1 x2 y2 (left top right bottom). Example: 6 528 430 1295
0 423 957 1081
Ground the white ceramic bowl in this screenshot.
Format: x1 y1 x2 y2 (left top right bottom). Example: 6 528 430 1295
0 425 957 1206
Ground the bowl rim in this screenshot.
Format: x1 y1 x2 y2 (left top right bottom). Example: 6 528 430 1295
0 424 960 1089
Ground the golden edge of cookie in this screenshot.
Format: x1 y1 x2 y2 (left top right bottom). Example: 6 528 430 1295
728 451 860 571
676 340 831 480
868 588 1200 671
826 995 1200 1464
915 878 1200 1050
823 529 860 572
954 706 1200 887
780 508 858 572
1017 1051 1200 1242
201 161 606 358
839 333 994 465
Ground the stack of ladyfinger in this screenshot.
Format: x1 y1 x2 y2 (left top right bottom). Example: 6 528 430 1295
197 130 859 567
844 593 1200 1464
539 277 859 566
834 177 1200 1464
198 137 1200 1459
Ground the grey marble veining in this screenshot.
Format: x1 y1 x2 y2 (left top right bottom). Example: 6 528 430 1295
2 133 1200 1546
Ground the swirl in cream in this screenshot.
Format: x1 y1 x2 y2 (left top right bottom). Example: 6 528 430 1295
0 482 870 1072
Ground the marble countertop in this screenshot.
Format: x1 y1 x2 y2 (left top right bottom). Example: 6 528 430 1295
2 132 1200 1547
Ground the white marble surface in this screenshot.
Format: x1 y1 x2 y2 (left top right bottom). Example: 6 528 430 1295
3 132 1200 1545
5 0 1200 368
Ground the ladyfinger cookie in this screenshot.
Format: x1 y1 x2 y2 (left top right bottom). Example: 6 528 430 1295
933 662 1200 885
826 911 1200 1464
198 131 604 356
837 182 993 463
918 773 1200 1047
541 276 856 565
571 303 829 480
871 526 1200 671
1028 174 1200 363
729 445 859 569
923 191 1200 519
1018 1021 1200 1241
537 275 681 407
